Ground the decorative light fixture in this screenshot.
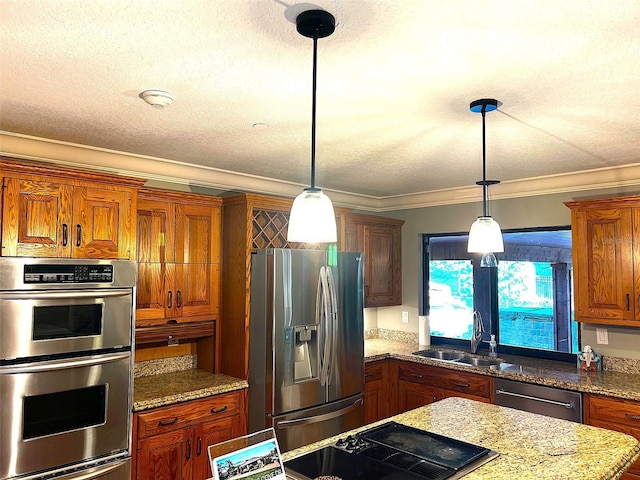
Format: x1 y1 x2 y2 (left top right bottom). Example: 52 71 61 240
287 10 337 243
467 98 503 267
139 89 174 108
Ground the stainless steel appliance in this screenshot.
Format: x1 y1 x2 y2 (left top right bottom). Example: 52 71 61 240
494 378 583 423
0 257 135 480
248 248 365 452
284 421 499 480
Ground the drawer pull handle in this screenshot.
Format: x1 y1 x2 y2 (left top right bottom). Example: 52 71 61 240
168 290 173 309
211 405 228 414
625 413 640 421
197 436 203 456
626 293 631 311
186 439 191 460
454 382 471 388
410 373 424 379
62 224 68 247
177 290 182 308
365 373 372 377
158 417 179 426
76 224 82 247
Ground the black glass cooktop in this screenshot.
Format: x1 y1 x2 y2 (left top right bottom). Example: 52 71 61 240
284 421 498 480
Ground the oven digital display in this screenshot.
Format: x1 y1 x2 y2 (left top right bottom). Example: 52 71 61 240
24 264 114 283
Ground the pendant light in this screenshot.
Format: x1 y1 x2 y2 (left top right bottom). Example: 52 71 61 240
287 9 337 243
467 98 504 267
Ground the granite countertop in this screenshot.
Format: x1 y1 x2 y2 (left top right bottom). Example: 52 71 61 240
365 338 640 401
133 369 248 411
283 397 640 480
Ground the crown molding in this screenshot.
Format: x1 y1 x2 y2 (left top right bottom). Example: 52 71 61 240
2 131 640 212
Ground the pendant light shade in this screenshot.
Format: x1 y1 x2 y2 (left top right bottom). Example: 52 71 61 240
287 10 337 243
288 188 337 243
467 98 503 266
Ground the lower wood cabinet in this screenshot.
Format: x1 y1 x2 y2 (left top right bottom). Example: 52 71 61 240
584 393 640 479
364 361 391 423
396 361 492 413
133 391 246 480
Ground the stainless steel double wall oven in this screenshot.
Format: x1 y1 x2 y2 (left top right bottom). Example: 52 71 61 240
0 258 136 480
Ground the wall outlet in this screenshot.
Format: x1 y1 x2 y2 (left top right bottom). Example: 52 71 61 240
596 328 609 345
401 311 409 324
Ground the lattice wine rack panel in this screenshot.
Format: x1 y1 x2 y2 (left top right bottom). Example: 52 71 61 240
252 209 325 250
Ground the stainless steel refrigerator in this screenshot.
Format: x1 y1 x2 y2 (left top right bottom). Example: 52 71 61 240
248 248 365 452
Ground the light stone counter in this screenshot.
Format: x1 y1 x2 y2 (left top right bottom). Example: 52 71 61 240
133 369 247 411
283 397 640 479
365 338 640 401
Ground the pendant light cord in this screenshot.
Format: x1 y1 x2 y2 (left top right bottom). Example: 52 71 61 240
481 104 488 217
310 32 319 190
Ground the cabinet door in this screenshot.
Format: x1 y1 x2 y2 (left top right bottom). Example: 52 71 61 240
175 204 219 264
175 263 219 319
572 207 634 322
1 177 72 257
136 199 177 323
192 416 243 480
364 362 390 423
137 428 192 480
364 224 401 307
72 186 133 259
398 380 439 412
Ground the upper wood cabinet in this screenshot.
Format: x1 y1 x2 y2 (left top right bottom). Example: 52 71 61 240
136 188 221 330
566 196 640 326
220 193 349 380
345 213 404 307
0 159 142 259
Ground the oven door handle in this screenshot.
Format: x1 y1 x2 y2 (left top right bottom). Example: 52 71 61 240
47 458 130 480
0 352 130 374
0 289 131 300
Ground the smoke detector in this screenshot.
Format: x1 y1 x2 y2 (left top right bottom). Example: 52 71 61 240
139 89 174 108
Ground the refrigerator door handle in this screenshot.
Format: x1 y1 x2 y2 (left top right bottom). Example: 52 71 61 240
318 266 333 387
325 266 338 385
274 397 364 429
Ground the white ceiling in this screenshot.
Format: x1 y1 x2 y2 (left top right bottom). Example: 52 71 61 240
1 1 640 211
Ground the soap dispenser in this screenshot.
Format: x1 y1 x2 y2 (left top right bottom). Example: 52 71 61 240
488 334 497 357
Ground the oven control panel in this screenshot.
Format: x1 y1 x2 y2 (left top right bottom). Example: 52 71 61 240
24 264 114 283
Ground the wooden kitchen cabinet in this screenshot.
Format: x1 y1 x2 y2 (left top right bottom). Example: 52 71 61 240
133 390 246 480
364 361 392 423
136 188 221 333
345 213 404 307
566 196 640 326
220 193 349 380
0 159 142 258
584 393 640 478
396 361 492 413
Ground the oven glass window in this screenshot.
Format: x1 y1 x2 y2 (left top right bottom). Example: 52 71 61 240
32 304 103 340
23 385 107 439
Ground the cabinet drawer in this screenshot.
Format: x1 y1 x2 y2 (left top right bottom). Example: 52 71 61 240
398 362 490 398
365 362 384 383
136 392 241 440
588 395 640 427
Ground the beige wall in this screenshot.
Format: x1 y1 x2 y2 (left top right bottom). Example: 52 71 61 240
369 187 640 360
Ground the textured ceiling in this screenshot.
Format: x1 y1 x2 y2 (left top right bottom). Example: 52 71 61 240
1 1 640 208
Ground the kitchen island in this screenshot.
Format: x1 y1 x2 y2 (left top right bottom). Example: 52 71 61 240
283 397 640 479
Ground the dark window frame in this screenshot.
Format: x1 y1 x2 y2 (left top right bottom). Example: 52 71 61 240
422 226 578 363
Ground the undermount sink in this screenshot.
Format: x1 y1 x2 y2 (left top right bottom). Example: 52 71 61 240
412 349 465 361
453 356 503 367
412 349 506 368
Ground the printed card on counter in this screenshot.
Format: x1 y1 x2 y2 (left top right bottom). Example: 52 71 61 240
208 427 285 480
